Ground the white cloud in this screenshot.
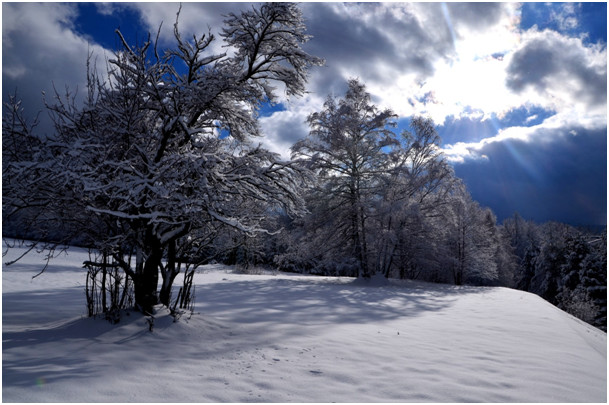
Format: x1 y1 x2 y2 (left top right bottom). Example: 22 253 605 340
525 114 538 123
295 3 524 124
258 95 324 159
300 3 605 132
506 28 607 114
550 3 581 31
442 108 607 163
374 3 525 123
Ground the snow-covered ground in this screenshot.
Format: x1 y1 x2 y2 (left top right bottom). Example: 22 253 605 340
2 242 607 402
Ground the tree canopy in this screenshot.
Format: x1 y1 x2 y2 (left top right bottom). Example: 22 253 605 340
3 2 323 313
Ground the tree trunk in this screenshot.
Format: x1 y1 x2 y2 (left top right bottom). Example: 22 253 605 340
159 240 180 307
134 231 161 314
359 204 370 278
351 207 364 278
101 252 108 312
350 183 369 279
134 258 160 314
159 276 177 307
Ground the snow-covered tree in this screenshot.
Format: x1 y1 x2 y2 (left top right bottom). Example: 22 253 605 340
501 213 541 290
3 3 322 313
373 116 459 279
291 79 397 277
501 216 606 330
444 188 500 285
577 231 607 330
2 92 91 261
3 94 45 241
528 222 577 302
284 85 473 282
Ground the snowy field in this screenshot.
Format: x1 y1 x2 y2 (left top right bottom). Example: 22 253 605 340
2 242 607 402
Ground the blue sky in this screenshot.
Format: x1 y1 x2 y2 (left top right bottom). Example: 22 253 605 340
3 2 607 226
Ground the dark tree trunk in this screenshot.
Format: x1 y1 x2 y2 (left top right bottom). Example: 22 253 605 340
350 185 369 279
159 240 180 307
159 275 178 307
134 258 160 314
359 204 370 278
134 230 161 314
351 208 364 278
101 252 108 312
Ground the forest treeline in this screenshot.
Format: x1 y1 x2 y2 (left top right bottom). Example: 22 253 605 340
215 81 607 331
2 3 606 330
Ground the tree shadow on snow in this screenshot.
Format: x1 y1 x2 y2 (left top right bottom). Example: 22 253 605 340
2 286 92 338
2 273 491 394
2 288 149 390
193 276 489 329
2 262 88 274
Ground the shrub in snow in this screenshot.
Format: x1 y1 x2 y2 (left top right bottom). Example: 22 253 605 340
84 251 134 322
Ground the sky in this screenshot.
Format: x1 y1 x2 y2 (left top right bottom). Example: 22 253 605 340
2 2 607 226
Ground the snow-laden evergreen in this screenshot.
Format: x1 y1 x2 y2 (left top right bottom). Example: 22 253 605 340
3 242 606 402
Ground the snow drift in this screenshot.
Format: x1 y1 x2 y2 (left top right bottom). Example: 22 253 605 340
2 243 606 402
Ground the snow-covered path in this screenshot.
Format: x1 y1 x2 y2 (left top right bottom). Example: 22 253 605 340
2 244 606 402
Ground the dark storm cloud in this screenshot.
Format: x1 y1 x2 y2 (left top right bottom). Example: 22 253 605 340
2 3 108 136
301 3 405 95
507 32 607 108
300 3 454 96
303 4 393 65
454 127 607 225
